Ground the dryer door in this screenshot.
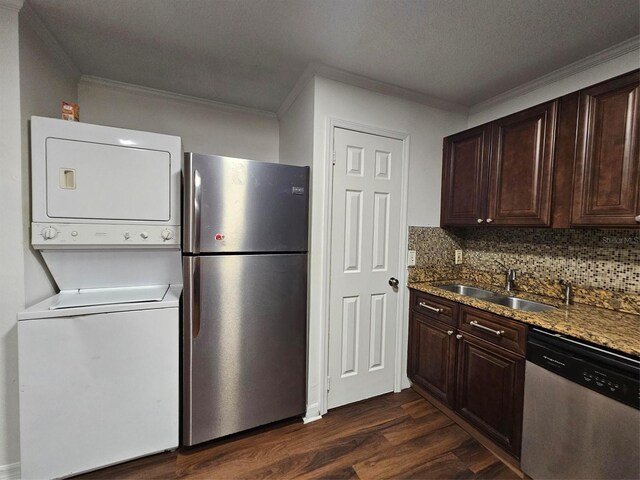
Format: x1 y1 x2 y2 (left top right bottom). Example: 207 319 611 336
45 138 171 222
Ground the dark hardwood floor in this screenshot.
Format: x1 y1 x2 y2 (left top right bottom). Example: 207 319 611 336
77 389 520 479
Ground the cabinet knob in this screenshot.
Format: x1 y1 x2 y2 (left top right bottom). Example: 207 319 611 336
635 215 640 223
447 330 454 336
456 334 463 340
486 218 493 223
477 218 484 223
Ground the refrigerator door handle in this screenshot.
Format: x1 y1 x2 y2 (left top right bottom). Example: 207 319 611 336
184 256 201 340
193 169 202 254
192 256 201 338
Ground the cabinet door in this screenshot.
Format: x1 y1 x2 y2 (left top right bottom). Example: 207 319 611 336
456 333 524 457
441 125 491 226
487 101 557 226
410 312 457 406
572 71 640 226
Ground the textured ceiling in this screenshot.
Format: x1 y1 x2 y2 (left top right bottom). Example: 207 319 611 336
28 0 640 112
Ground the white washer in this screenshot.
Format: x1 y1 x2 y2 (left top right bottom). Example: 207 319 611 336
18 287 180 480
19 118 182 479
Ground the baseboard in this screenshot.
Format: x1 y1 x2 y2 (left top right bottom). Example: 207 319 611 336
0 462 20 480
302 414 322 424
303 402 322 424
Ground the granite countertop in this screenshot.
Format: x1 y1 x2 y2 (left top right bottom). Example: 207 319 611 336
408 280 640 357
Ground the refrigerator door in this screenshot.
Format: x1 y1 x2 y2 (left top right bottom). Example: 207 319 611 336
183 153 309 254
183 253 307 446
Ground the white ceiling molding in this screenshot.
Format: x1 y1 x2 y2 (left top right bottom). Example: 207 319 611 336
276 64 316 119
469 35 640 115
0 0 23 12
20 1 80 79
79 75 277 119
277 62 469 119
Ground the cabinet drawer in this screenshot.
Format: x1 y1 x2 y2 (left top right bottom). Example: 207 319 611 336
458 306 526 355
411 291 457 326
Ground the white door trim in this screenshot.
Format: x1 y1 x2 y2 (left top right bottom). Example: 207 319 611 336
320 118 410 415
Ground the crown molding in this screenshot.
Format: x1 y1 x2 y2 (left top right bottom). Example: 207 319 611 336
470 36 640 115
20 1 81 78
276 64 316 118
0 0 23 12
277 62 469 118
79 75 278 119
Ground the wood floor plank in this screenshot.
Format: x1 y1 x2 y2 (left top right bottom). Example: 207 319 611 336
451 437 502 474
76 390 516 480
400 452 474 480
400 398 439 419
352 423 472 480
381 409 454 446
473 461 521 480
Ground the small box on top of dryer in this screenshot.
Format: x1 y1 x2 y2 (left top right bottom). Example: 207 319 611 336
61 101 79 121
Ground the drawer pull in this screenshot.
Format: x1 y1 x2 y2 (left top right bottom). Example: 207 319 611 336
470 320 505 337
419 302 443 313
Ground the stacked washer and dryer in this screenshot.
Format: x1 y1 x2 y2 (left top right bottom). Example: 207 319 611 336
18 117 182 479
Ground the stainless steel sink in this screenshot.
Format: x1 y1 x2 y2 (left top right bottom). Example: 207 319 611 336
436 284 497 299
486 296 556 313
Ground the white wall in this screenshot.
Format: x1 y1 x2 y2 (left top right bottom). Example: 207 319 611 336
20 4 81 308
0 2 24 475
78 80 280 162
304 77 467 418
279 78 315 168
468 47 640 127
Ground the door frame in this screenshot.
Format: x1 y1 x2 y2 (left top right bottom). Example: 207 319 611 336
321 118 410 415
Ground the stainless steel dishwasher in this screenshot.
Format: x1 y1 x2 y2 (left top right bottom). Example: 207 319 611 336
521 328 639 480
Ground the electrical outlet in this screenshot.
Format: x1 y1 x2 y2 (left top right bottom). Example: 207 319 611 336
407 250 416 266
455 250 463 265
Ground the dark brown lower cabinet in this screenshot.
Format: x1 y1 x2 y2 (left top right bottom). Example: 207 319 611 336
408 290 526 459
456 333 525 457
410 312 457 405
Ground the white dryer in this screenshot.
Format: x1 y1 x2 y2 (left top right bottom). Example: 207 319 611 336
18 117 182 479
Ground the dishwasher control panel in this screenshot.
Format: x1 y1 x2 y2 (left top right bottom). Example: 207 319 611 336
528 330 639 410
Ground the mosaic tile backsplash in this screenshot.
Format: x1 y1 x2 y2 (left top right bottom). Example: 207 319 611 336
408 226 640 313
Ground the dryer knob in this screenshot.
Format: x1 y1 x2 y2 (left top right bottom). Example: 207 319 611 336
161 229 174 241
41 227 58 240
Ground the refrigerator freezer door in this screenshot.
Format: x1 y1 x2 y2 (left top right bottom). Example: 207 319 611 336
183 254 307 446
183 153 309 254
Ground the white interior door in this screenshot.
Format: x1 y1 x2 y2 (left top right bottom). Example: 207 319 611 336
328 127 403 409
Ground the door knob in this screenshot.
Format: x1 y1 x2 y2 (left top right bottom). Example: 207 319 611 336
388 277 399 288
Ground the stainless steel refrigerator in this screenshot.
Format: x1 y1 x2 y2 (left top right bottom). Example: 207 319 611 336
182 152 309 446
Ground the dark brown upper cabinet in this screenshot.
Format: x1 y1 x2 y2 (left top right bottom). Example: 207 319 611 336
572 71 640 226
441 101 558 227
487 101 557 226
441 125 491 226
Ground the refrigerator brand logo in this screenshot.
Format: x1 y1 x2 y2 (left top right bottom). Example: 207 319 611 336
292 186 305 195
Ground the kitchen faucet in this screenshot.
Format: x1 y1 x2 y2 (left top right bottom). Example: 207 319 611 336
559 279 573 305
496 260 517 292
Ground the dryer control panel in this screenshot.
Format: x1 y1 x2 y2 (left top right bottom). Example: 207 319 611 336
32 223 180 248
